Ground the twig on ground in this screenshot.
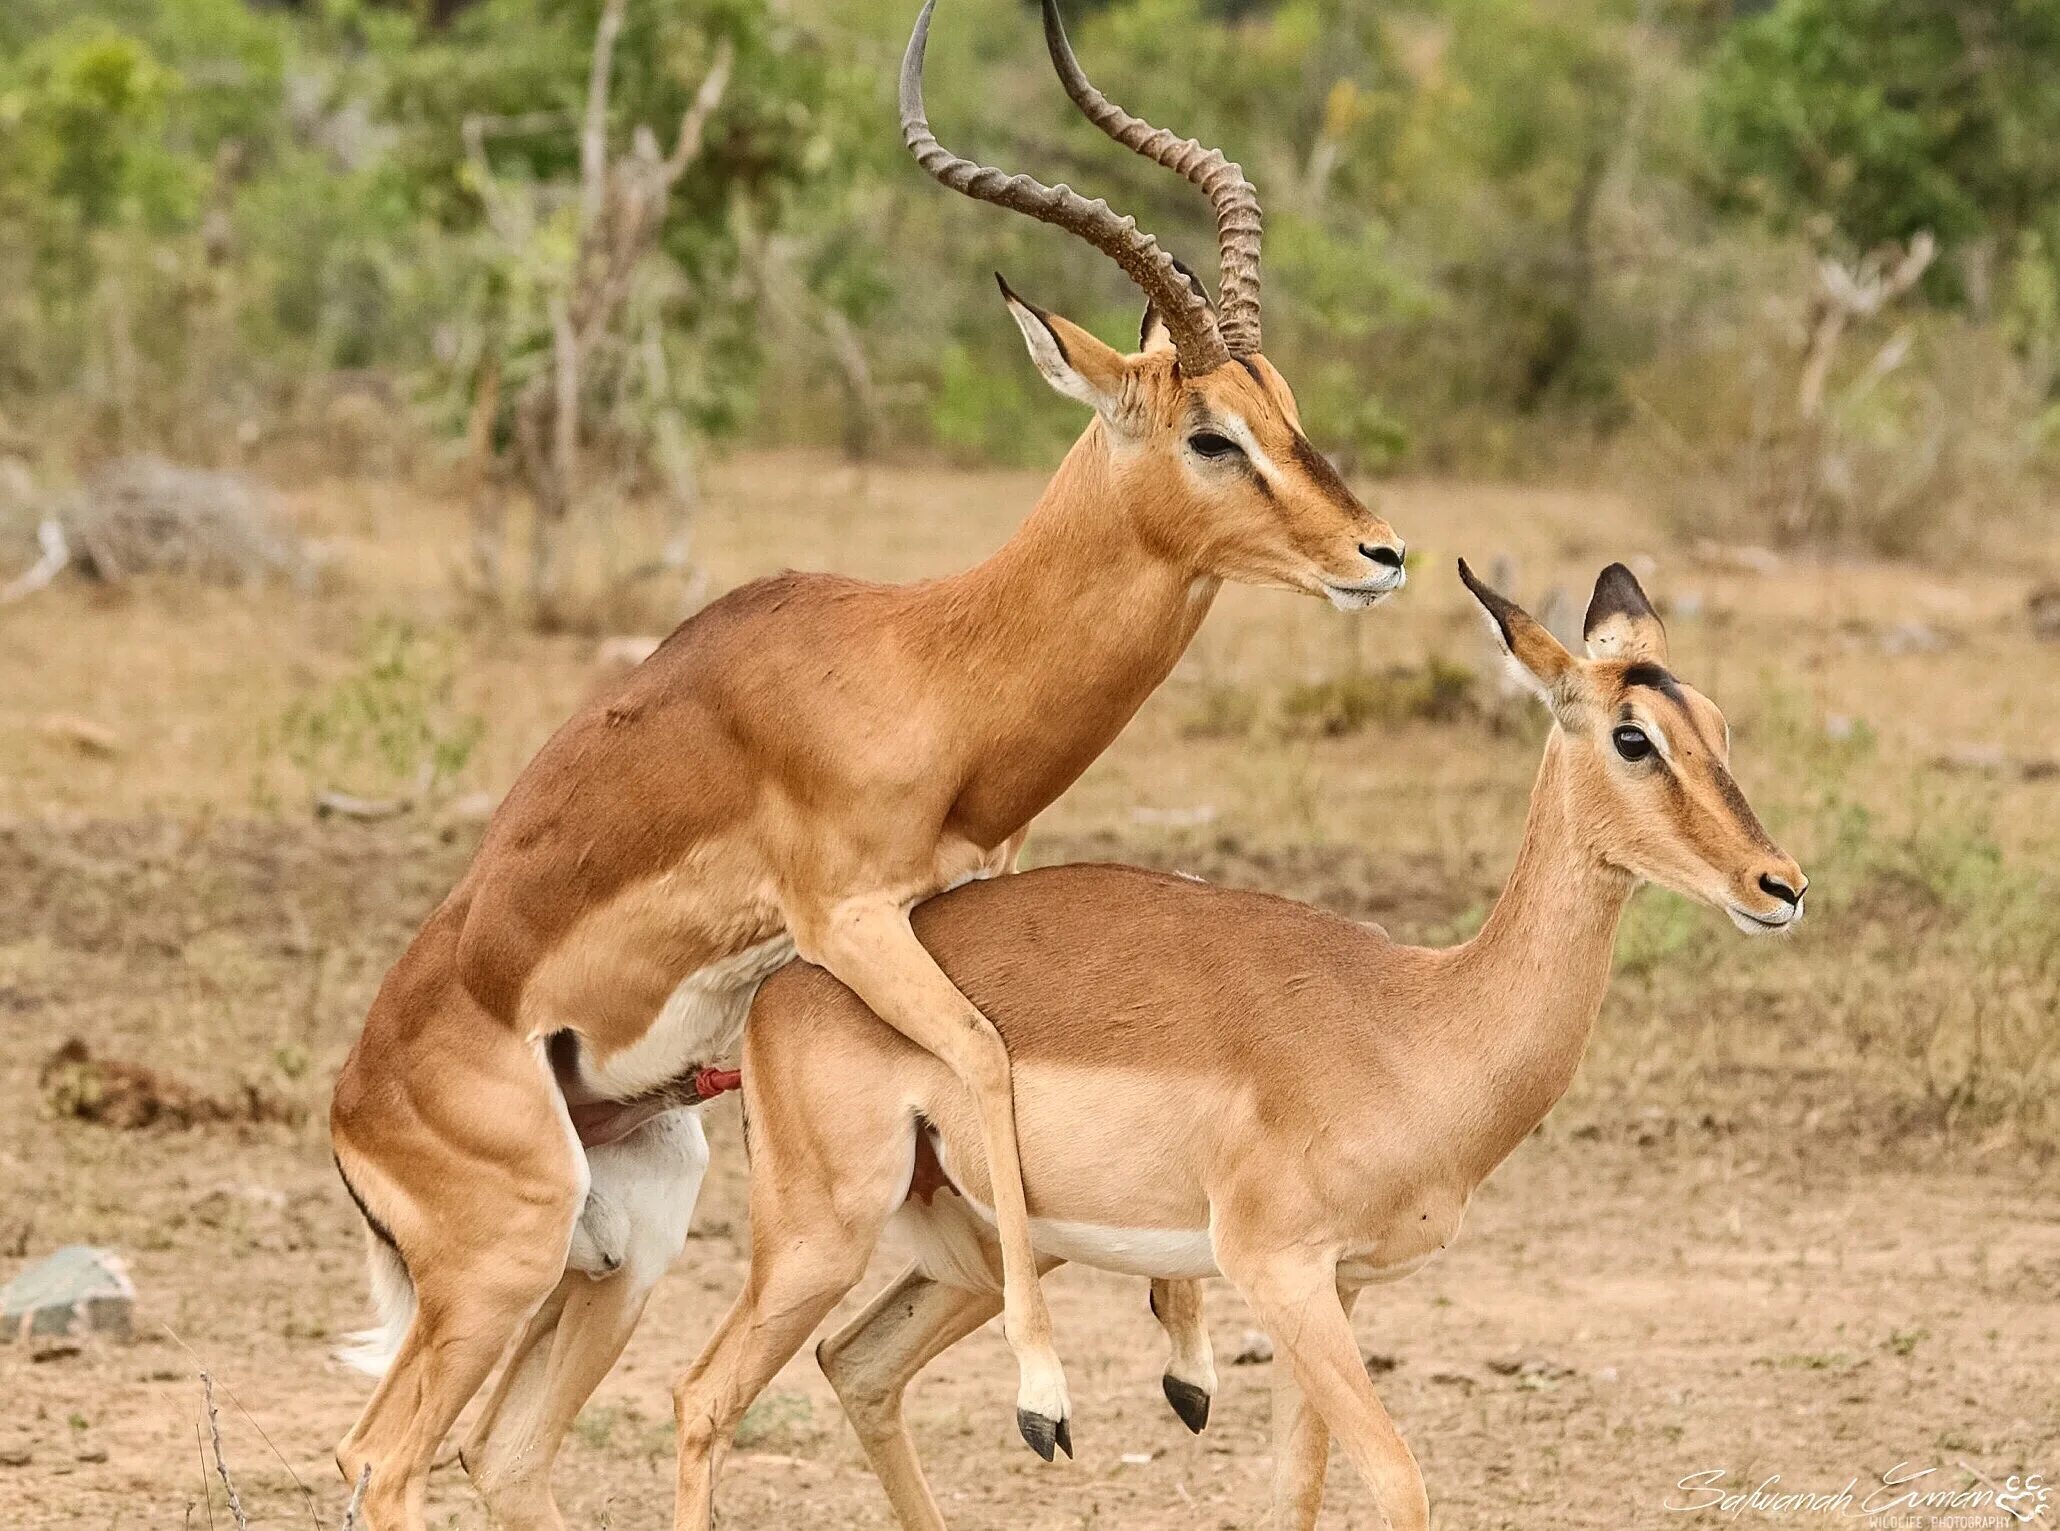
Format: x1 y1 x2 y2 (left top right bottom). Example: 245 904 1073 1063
0 519 69 603
201 1372 251 1531
340 1463 371 1531
314 790 412 822
198 1423 217 1531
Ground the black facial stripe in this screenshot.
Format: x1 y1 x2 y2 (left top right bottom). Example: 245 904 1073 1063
1710 764 1779 852
1288 432 1361 508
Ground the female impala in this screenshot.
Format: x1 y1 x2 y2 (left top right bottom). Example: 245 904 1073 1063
668 562 1807 1531
327 2 1404 1525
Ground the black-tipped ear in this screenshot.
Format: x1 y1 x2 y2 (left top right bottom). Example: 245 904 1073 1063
1583 562 1668 664
996 271 1133 418
1458 557 1578 701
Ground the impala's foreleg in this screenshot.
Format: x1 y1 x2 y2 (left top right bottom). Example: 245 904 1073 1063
1219 1249 1427 1531
793 896 1072 1459
1266 1282 1362 1531
1149 1278 1216 1433
461 1110 709 1531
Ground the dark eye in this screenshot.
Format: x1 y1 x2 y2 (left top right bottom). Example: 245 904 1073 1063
1613 725 1653 762
1187 431 1242 460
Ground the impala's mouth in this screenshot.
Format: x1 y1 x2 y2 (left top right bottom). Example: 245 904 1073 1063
1727 900 1802 935
1320 567 1406 611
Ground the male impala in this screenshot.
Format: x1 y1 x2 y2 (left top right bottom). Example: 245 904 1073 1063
327 1 1404 1524
667 562 1806 1531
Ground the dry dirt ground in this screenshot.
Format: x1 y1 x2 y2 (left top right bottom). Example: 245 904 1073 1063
2 455 2057 1528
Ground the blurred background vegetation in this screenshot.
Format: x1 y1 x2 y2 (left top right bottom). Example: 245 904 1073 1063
4 0 2058 578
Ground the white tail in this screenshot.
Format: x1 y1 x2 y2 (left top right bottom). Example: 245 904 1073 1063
336 1234 414 1378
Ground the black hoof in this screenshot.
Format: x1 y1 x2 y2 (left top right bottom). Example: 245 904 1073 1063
1054 1416 1072 1459
1162 1375 1211 1434
1017 1408 1060 1462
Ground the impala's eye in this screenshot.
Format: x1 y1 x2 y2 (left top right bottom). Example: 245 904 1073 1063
1187 431 1242 461
1613 725 1653 762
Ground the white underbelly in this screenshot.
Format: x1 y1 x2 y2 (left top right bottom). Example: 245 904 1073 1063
936 1186 1218 1280
578 932 795 1099
1030 1217 1219 1278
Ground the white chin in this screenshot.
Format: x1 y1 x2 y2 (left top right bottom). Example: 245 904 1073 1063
1322 578 1402 612
1726 905 1796 936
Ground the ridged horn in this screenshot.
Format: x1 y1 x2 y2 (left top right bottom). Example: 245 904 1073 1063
1040 0 1262 356
900 0 1231 376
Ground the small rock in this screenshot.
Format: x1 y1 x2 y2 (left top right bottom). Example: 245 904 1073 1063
1879 618 1946 655
0 1447 30 1468
2028 584 2060 642
1229 1330 1274 1365
37 714 121 758
1120 1451 1155 1466
438 790 496 827
73 1446 107 1464
1131 804 1219 829
1690 540 1781 576
2 1246 135 1345
1362 1350 1400 1375
1595 1365 1620 1384
593 635 663 685
1932 744 2010 775
1487 1353 1575 1382
1425 1364 1478 1391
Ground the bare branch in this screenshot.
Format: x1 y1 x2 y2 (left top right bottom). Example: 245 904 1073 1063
200 1373 249 1531
580 0 631 233
340 1464 372 1531
664 38 735 184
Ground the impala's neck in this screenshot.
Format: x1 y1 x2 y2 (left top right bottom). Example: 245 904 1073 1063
923 423 1217 842
1435 733 1635 1184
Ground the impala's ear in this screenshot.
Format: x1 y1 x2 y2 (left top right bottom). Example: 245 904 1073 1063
1138 301 1175 356
1458 557 1580 711
997 273 1130 420
1583 562 1669 664
1138 256 1209 359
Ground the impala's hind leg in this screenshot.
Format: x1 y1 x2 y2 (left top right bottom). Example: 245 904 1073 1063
819 1260 1057 1531
1149 1278 1216 1433
463 1110 709 1530
331 997 584 1531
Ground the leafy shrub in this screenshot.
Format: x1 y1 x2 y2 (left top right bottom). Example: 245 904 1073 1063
277 618 484 803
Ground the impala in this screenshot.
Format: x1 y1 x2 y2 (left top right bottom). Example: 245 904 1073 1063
667 561 1807 1531
327 1 1404 1524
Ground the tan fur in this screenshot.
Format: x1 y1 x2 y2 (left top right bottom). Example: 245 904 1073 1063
668 565 1806 1531
327 317 1402 1529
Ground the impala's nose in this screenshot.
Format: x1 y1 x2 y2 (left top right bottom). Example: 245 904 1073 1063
1360 541 1405 570
1759 872 1804 908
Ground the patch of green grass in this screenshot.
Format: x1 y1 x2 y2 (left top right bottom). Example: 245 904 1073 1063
733 1391 816 1451
1279 658 1478 738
